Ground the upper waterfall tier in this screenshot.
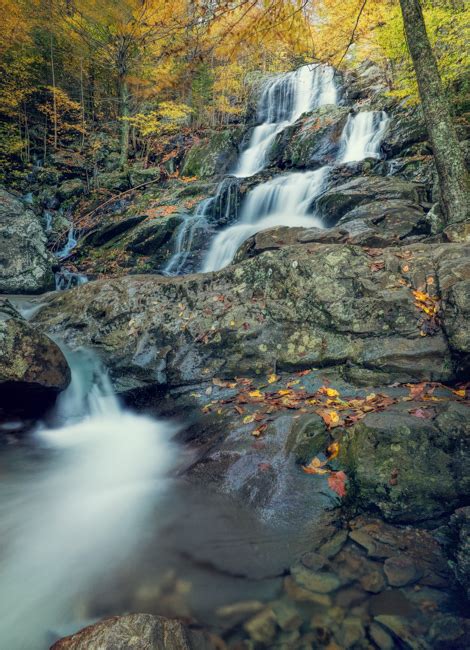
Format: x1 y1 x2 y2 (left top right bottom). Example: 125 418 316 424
234 64 337 178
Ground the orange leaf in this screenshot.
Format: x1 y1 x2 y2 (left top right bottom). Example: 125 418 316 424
328 471 347 497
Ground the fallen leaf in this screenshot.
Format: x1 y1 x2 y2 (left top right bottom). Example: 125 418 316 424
409 407 435 419
327 441 340 460
249 390 264 399
252 423 268 437
243 414 256 424
452 388 466 398
267 374 280 384
328 471 347 497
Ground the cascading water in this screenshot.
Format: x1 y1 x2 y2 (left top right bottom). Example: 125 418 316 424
163 177 240 276
56 224 78 259
339 111 389 163
163 197 215 276
0 348 177 649
234 64 337 178
203 167 329 272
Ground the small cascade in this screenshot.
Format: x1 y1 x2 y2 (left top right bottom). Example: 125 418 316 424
339 110 389 163
163 177 240 276
56 224 78 259
234 64 337 178
203 167 329 272
0 348 177 649
163 197 215 276
55 269 88 291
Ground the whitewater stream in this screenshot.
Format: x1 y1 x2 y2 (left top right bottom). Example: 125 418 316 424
0 348 177 649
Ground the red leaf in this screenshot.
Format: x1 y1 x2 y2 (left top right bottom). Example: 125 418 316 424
409 407 435 419
328 471 347 497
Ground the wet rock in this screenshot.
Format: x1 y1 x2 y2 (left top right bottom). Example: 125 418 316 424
0 188 55 293
271 105 349 168
243 607 277 644
125 214 185 263
291 564 341 594
33 242 470 392
271 599 302 631
316 176 424 227
373 614 428 649
340 616 366 647
428 614 466 646
0 300 71 416
283 576 332 606
317 530 348 559
360 570 386 593
51 613 217 649
301 552 327 571
448 507 470 598
369 622 395 650
340 401 470 521
84 214 147 247
384 556 422 587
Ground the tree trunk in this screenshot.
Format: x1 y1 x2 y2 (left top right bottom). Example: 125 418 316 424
399 0 469 224
118 74 130 170
50 32 58 150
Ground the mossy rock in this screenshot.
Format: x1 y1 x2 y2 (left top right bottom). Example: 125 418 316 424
181 128 242 178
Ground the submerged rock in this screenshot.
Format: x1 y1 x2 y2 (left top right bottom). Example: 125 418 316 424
51 613 217 649
33 242 469 392
0 188 55 294
0 300 70 416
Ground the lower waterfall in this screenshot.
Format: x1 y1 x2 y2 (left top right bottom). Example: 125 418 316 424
0 348 177 649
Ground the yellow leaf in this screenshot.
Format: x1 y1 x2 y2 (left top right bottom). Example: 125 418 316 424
249 390 264 399
243 414 255 424
267 374 279 384
453 388 466 397
326 388 339 398
278 389 292 396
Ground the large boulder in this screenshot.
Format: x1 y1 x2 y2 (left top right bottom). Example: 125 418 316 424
181 128 242 178
339 400 470 522
0 300 70 415
0 189 55 294
51 614 217 650
315 176 426 227
33 242 469 392
270 106 349 169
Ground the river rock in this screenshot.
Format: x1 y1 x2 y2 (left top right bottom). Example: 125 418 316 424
33 241 469 392
51 613 217 649
340 401 470 521
0 188 55 294
0 300 70 414
383 555 422 587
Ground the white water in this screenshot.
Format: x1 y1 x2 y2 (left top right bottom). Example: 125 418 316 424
203 167 329 272
0 348 177 649
55 269 88 291
163 198 214 276
57 224 78 259
340 110 389 163
234 64 337 178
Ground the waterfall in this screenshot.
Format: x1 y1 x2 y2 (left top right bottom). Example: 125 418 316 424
163 197 215 276
203 167 329 272
201 108 389 273
234 64 337 178
56 224 78 259
55 269 88 291
163 178 240 276
0 348 177 649
339 111 389 163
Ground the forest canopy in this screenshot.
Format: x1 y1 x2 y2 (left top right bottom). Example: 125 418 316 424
0 0 468 175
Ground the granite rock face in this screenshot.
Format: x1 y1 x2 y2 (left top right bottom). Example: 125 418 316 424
0 189 55 294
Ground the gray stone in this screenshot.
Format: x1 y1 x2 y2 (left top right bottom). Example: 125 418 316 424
384 555 422 587
0 189 54 293
291 564 341 594
51 613 217 649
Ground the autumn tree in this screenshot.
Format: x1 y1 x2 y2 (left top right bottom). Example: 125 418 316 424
398 0 469 225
